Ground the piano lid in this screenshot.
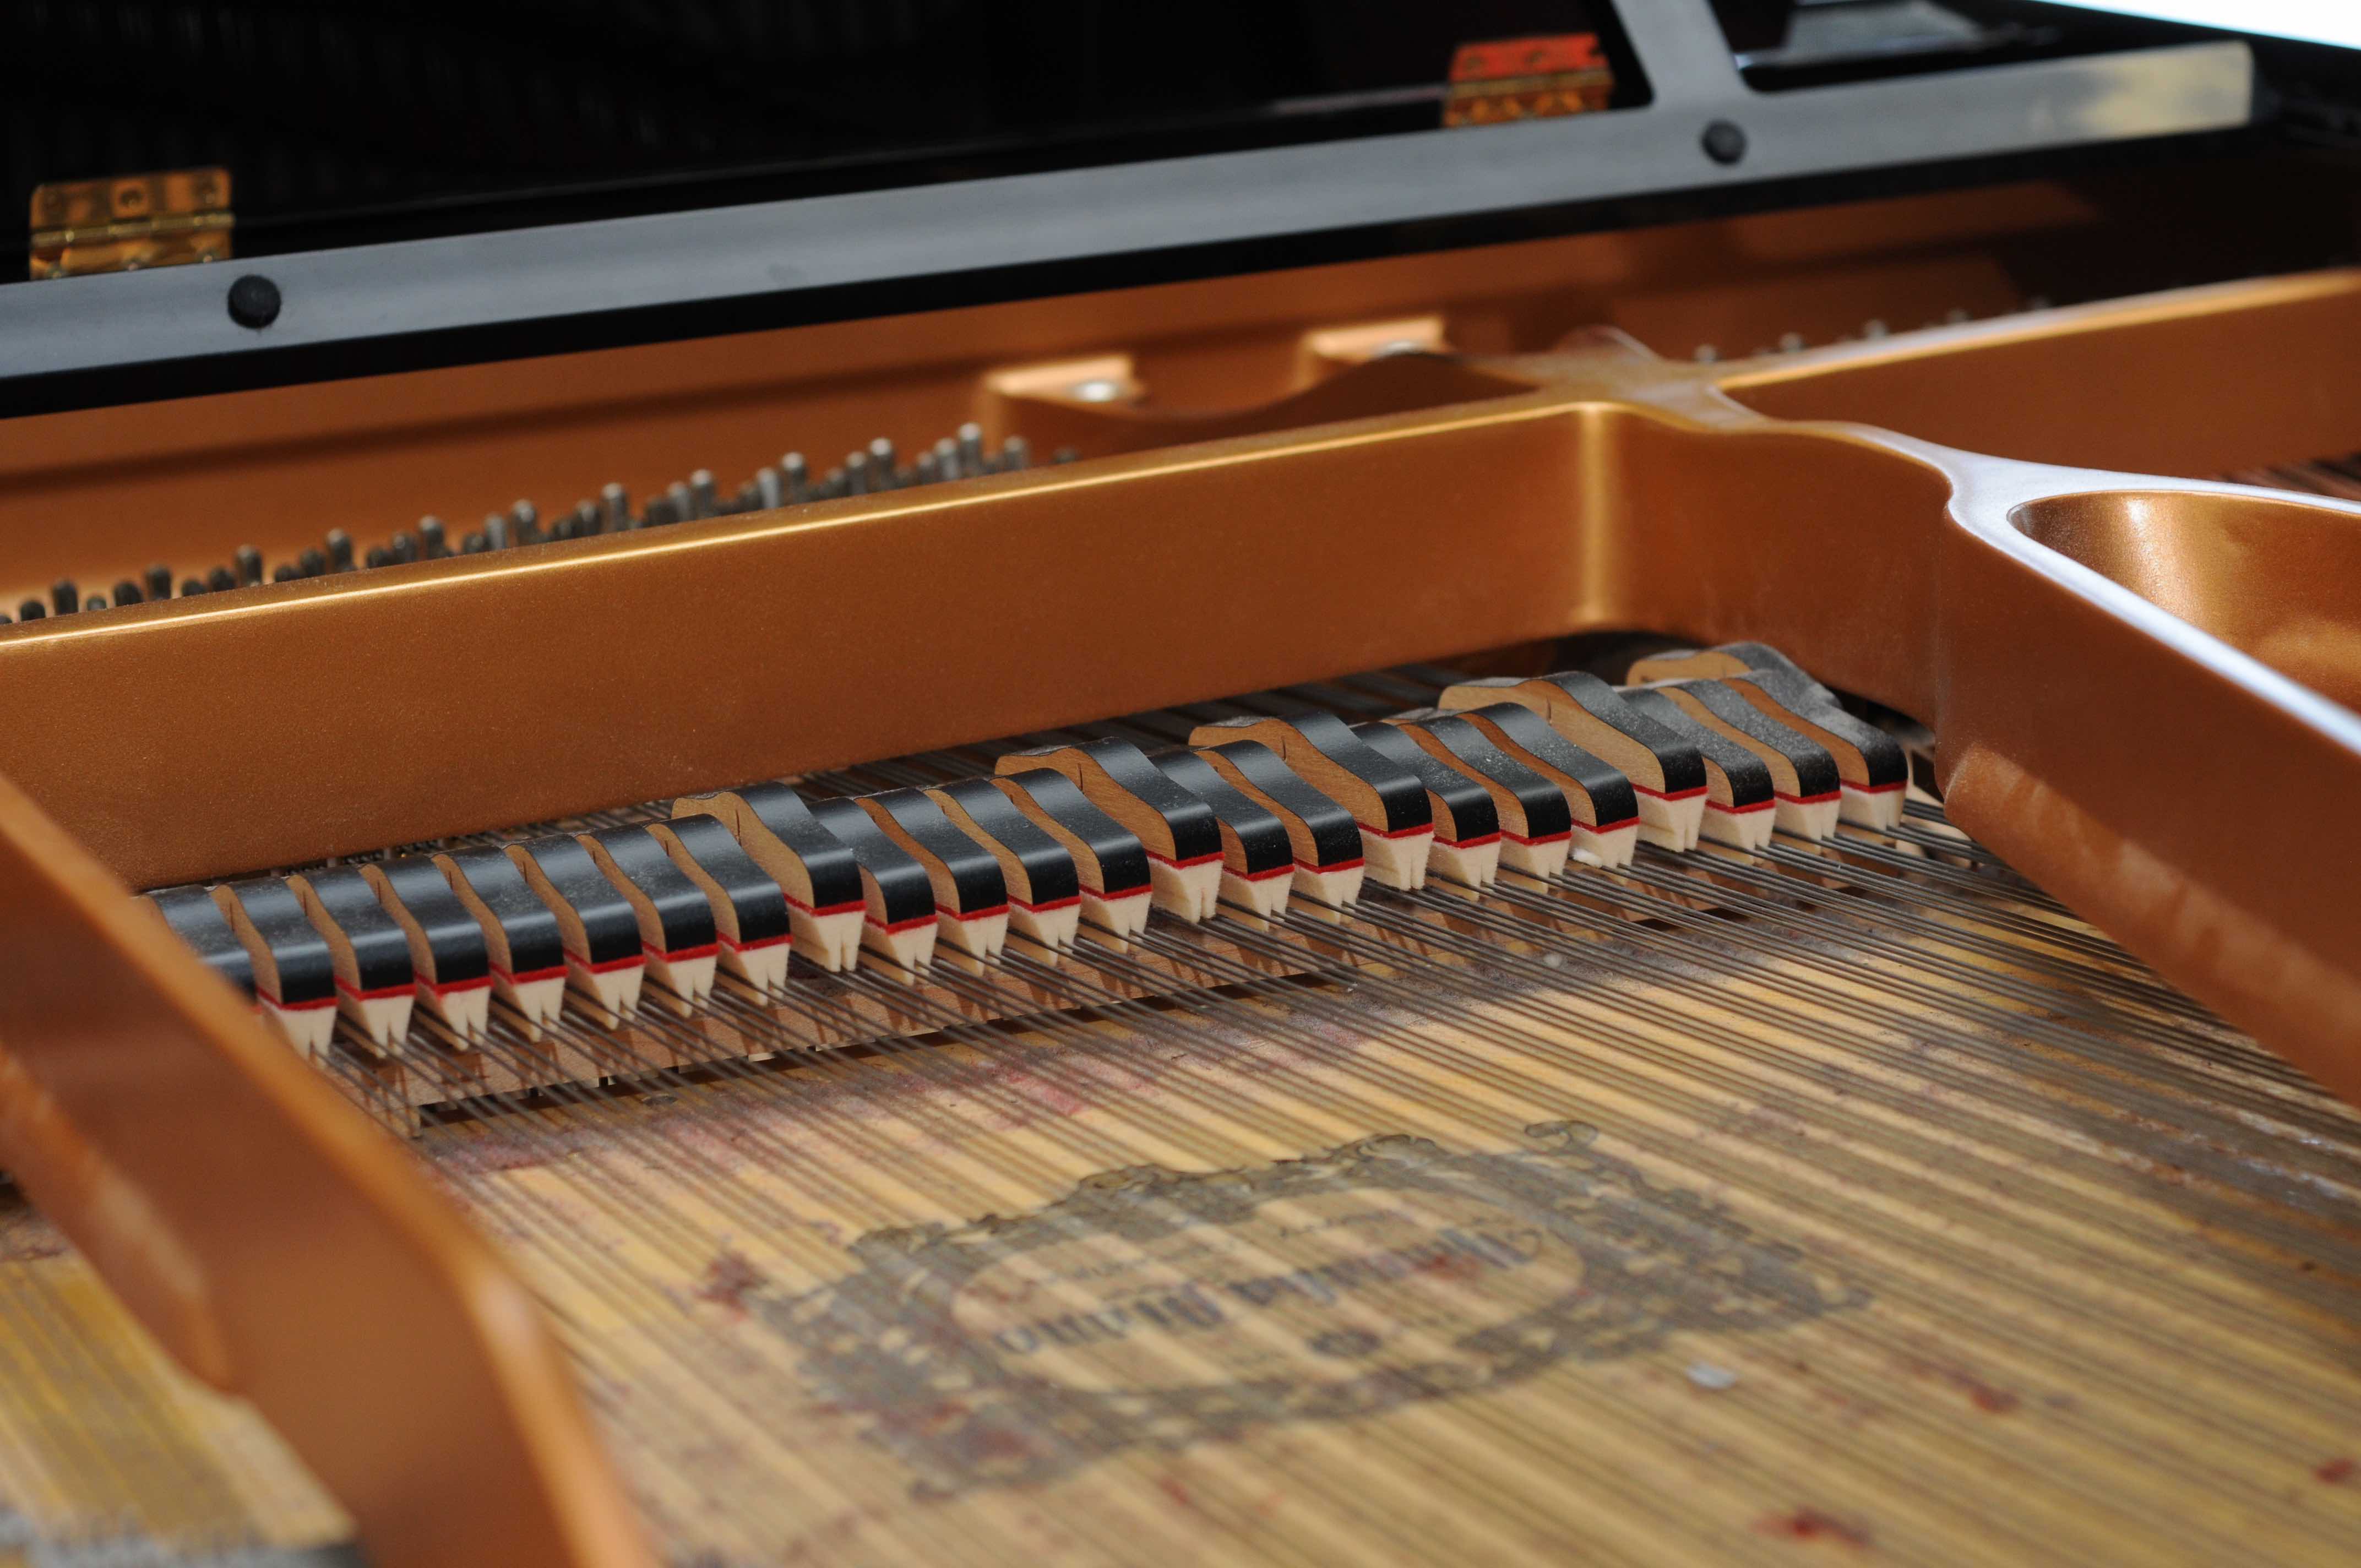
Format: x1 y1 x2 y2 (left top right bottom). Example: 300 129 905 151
0 1 2259 412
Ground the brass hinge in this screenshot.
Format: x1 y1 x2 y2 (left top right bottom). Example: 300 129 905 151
1443 35 1614 129
30 168 233 280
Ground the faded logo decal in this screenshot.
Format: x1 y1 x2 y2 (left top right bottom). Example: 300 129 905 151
764 1123 1864 1494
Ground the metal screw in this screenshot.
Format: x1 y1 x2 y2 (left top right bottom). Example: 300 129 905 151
1701 119 1747 165
226 274 281 329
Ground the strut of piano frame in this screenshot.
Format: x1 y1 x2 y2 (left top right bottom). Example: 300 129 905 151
0 256 2356 1565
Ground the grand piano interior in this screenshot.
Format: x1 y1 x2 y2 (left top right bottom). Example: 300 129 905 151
2 3 2360 1565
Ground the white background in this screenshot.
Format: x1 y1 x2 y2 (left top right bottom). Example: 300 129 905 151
2053 2 2361 47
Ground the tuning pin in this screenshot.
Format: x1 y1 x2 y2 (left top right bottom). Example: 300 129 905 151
325 529 356 571
868 437 896 483
363 547 390 569
958 422 986 476
913 452 941 486
1000 435 1030 471
388 532 419 564
232 545 263 586
485 514 510 550
600 483 630 533
510 500 540 543
49 579 79 615
0 611 10 626
844 451 870 496
753 466 784 509
463 532 489 554
208 565 237 593
146 563 175 602
300 547 329 576
1052 446 1079 464
687 469 719 519
17 600 43 620
81 592 106 611
782 453 809 503
272 563 299 582
179 578 205 598
418 517 448 558
573 499 601 536
112 578 143 606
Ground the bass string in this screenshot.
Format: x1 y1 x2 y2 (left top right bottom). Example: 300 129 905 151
1629 843 2211 1023
378 850 2332 1558
1608 851 2313 1099
1586 866 2313 1117
1484 860 2354 1145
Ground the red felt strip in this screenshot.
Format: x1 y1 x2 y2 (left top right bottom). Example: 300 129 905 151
565 949 645 975
336 977 417 1003
257 988 336 1011
492 961 569 986
782 892 868 918
1145 849 1225 870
